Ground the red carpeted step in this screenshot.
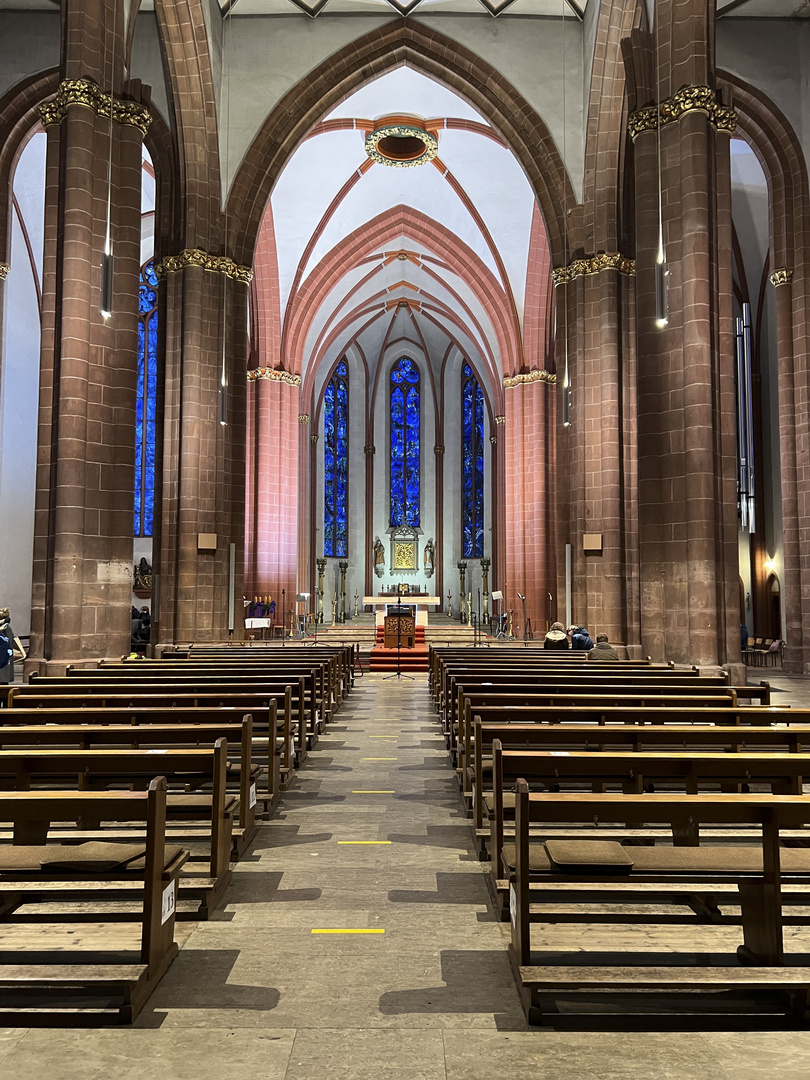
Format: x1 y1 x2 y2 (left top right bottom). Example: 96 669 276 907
369 642 430 672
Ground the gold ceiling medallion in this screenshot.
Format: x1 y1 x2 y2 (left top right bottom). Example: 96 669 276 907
552 253 636 285
628 86 737 140
155 248 253 284
769 268 794 288
247 368 302 386
37 78 152 135
0 263 9 281
365 117 439 169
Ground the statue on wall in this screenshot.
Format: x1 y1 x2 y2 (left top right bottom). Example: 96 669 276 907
373 536 385 578
423 537 435 577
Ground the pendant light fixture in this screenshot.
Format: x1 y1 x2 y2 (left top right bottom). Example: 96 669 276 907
219 1 234 427
654 0 669 329
561 0 571 427
99 0 116 319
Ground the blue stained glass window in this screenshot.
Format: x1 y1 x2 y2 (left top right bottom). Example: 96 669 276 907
462 362 485 558
324 359 348 557
135 259 158 536
390 357 420 527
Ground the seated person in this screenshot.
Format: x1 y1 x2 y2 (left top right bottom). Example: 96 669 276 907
570 625 594 651
588 632 619 660
543 621 569 650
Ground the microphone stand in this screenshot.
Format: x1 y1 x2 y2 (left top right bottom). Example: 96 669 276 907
281 588 285 649
384 582 414 681
518 591 528 648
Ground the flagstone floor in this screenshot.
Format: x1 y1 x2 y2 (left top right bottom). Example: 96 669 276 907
3 671 810 1077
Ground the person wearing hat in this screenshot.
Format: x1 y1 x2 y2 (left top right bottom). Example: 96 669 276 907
0 608 20 685
588 633 619 660
543 621 570 650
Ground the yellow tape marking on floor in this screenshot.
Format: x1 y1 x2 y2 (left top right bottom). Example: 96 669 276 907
337 840 392 845
311 928 385 934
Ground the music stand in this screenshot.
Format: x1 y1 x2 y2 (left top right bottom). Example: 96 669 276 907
383 583 414 681
492 590 506 639
518 591 529 647
297 593 313 643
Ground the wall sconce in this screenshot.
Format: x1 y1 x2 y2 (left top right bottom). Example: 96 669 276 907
764 558 776 575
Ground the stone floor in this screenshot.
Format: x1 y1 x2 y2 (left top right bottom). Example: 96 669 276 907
3 670 810 1077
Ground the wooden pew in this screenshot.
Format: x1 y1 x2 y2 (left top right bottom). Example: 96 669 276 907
0 715 264 857
427 645 656 697
1 700 287 809
434 658 688 714
9 683 302 769
469 715 810 838
102 655 340 724
446 677 770 744
451 690 741 778
0 743 233 918
490 740 810 906
0 780 186 1023
507 786 810 1023
166 642 355 700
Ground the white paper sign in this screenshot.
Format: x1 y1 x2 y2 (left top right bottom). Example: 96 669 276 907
147 749 168 754
550 751 570 756
249 783 257 809
509 883 516 925
161 881 177 925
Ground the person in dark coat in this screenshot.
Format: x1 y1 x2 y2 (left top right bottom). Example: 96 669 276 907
0 608 18 685
543 621 569 649
588 633 619 660
570 625 594 651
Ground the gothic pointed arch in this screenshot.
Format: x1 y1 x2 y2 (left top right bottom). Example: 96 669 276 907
226 19 574 270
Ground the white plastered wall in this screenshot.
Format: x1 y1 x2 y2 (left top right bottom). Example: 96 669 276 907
0 131 47 637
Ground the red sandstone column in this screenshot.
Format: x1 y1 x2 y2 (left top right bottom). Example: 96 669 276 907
157 264 248 642
29 0 147 663
503 376 555 636
626 2 740 669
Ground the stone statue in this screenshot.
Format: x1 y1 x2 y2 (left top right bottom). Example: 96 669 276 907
423 537 435 576
373 536 385 577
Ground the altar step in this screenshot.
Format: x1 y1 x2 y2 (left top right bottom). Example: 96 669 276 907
368 643 430 672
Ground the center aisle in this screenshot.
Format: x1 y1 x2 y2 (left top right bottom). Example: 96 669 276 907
146 671 528 1073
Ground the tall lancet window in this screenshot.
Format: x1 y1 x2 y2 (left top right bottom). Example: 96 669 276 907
390 356 420 527
324 359 349 557
461 362 484 558
135 258 158 536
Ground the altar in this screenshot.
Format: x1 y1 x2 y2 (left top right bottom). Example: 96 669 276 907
363 596 441 629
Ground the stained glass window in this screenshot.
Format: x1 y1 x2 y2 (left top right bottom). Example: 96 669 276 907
135 259 158 536
462 362 484 558
324 359 348 557
390 357 420 528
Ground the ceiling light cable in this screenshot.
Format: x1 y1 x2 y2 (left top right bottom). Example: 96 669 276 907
654 0 669 329
100 0 117 319
561 0 571 426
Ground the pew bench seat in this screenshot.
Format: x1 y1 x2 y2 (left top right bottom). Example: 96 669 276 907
513 963 810 1025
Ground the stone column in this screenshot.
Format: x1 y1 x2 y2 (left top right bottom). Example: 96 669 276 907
624 4 740 670
156 254 249 642
30 1 150 663
771 273 804 671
